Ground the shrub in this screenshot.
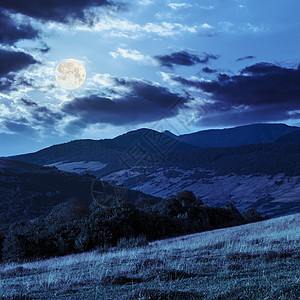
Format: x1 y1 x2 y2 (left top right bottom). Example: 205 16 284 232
243 208 265 222
2 219 81 262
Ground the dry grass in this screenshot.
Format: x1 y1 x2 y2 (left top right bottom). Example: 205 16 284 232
0 213 299 299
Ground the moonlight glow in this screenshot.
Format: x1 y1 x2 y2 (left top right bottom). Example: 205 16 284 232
55 59 86 90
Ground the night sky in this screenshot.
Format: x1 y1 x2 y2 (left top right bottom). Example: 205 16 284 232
0 0 299 155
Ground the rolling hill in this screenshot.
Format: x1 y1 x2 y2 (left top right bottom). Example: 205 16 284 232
0 158 160 225
7 123 300 217
1 213 299 299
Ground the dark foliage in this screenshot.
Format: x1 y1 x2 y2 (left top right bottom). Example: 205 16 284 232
243 208 265 223
0 158 160 226
0 191 256 262
0 225 7 261
2 219 81 262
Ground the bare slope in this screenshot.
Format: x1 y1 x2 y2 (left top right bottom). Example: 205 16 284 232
101 167 300 218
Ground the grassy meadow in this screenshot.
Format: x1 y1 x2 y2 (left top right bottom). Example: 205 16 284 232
0 213 299 299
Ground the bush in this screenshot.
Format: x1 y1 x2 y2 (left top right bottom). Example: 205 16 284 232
243 208 265 222
2 220 81 262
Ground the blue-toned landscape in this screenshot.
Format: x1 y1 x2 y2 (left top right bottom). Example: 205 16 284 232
0 0 300 298
0 124 300 298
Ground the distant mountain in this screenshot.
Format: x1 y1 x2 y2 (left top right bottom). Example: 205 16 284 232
177 123 299 148
10 124 300 170
104 128 187 149
9 129 194 176
9 129 192 164
8 125 300 181
7 123 300 218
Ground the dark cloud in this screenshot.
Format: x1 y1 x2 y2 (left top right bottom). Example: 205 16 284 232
21 98 38 107
0 49 37 78
0 0 116 23
169 62 300 126
241 63 288 76
154 51 218 68
63 79 186 127
0 50 37 92
202 67 217 73
19 99 63 126
236 55 256 62
3 120 36 134
0 11 39 45
0 75 14 91
39 43 51 53
1 98 63 136
0 99 65 154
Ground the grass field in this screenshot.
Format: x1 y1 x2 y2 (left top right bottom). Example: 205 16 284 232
0 213 299 299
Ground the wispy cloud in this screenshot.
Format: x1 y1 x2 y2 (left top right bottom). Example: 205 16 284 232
108 49 219 69
217 21 265 35
236 55 256 62
0 97 62 136
202 67 217 74
240 23 265 33
168 3 213 10
137 0 153 5
73 16 207 38
198 5 214 10
168 3 192 10
109 48 156 64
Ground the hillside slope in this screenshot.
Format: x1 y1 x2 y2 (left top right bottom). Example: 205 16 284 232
0 158 93 224
0 158 160 225
274 130 300 144
102 167 300 218
1 213 299 299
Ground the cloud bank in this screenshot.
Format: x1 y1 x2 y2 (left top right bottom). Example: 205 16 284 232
0 11 39 45
169 62 300 126
0 49 37 78
63 77 187 128
0 0 115 23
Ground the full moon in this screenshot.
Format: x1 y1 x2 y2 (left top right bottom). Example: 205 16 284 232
55 59 86 90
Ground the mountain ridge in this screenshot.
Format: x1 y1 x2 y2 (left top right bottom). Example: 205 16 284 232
6 123 300 218
176 123 299 148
